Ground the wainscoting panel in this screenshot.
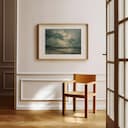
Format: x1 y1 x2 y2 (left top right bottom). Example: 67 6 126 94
20 79 64 101
3 71 14 90
0 0 16 97
16 74 106 110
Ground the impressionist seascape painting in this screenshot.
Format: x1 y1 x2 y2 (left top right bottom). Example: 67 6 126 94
38 24 88 60
45 29 81 54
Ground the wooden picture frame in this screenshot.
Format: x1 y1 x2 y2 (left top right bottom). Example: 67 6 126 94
38 24 88 60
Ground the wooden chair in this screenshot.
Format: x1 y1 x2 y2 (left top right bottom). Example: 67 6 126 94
62 74 96 118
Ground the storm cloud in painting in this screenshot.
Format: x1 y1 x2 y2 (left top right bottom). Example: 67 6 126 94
45 29 81 54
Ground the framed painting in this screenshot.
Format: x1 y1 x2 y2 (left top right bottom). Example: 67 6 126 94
38 24 88 60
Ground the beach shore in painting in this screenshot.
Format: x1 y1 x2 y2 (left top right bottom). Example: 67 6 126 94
45 29 81 54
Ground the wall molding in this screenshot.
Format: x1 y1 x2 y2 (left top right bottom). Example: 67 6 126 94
2 0 6 62
2 0 15 63
16 73 106 110
0 92 13 96
2 71 14 90
17 72 106 76
17 73 106 82
17 72 73 76
0 66 14 69
19 78 69 102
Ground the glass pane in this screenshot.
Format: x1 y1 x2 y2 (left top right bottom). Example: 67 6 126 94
118 97 124 128
109 34 114 61
125 21 128 58
107 36 109 61
125 62 128 99
107 65 109 89
125 0 128 18
108 64 114 90
107 91 110 115
119 23 124 58
107 5 110 32
119 62 124 96
125 101 128 128
110 92 114 120
119 0 124 21
109 0 114 31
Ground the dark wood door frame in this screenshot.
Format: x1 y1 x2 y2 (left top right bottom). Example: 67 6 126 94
106 0 119 127
106 0 128 127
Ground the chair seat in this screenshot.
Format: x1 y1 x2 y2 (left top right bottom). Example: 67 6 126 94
64 91 96 98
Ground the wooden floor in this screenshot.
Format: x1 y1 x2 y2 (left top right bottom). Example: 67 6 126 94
0 110 106 128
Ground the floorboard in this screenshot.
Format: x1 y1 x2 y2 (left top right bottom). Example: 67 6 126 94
0 110 106 128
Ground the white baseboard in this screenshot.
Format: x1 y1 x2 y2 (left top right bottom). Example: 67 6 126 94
16 100 106 110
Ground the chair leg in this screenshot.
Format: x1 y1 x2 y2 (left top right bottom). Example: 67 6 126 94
84 85 88 118
62 95 66 115
73 82 76 112
93 96 96 113
93 83 96 113
73 97 76 112
62 83 66 115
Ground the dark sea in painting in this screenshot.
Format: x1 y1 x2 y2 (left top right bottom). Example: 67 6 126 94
45 29 81 54
46 46 81 54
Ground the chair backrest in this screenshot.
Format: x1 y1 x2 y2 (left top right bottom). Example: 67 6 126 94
73 74 96 83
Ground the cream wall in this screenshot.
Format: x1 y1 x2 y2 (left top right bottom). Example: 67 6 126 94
16 0 106 110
